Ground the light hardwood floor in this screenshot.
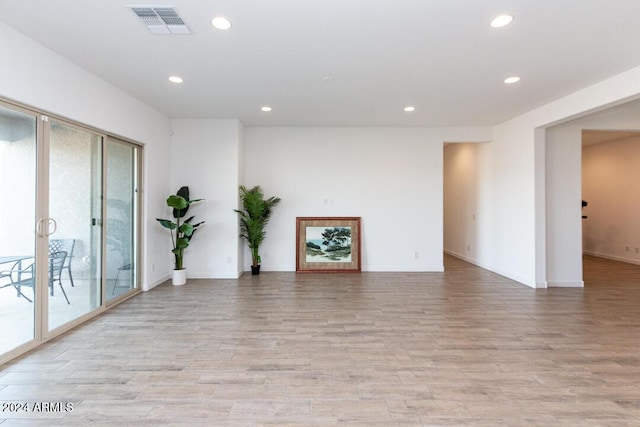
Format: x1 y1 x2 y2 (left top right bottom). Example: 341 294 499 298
1 255 639 426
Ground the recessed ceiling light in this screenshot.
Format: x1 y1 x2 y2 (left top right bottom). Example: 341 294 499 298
168 76 183 83
404 106 416 112
211 16 232 30
261 106 272 112
504 76 521 84
491 14 513 28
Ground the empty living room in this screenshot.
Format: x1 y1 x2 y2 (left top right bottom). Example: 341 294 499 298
1 1 640 425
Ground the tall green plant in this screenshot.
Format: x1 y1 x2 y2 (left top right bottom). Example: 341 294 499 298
156 186 205 270
234 185 281 267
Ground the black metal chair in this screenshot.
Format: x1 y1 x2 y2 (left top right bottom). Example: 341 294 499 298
49 239 75 287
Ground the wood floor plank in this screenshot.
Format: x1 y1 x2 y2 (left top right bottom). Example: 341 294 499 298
1 255 639 425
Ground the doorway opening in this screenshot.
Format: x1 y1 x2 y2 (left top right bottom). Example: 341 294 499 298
582 129 640 288
543 97 640 289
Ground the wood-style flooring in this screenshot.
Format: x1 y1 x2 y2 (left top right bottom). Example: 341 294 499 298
1 255 639 426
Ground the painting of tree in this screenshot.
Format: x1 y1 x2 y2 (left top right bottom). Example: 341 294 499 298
305 226 352 262
296 217 361 272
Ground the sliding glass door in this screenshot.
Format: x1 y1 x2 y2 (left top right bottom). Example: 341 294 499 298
0 99 141 362
106 138 139 301
0 104 38 355
48 120 103 331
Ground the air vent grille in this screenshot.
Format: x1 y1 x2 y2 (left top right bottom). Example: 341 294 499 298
129 6 190 34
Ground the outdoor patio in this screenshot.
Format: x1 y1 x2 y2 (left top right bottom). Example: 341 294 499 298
0 275 132 356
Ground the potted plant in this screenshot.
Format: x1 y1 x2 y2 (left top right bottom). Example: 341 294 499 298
156 186 205 285
234 185 281 275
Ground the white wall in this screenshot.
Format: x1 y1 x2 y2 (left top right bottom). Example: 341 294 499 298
443 133 540 286
0 22 172 290
244 127 491 272
583 136 640 263
541 99 640 285
477 123 538 285
237 124 246 271
170 119 244 278
545 128 583 287
484 65 640 288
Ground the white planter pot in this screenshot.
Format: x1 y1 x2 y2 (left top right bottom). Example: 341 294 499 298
172 269 187 286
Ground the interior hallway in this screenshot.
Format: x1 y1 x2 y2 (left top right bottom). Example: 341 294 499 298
0 255 639 425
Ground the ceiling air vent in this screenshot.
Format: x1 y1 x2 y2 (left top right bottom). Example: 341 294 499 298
129 6 191 34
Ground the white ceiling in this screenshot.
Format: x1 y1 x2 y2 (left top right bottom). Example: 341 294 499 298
2 0 640 127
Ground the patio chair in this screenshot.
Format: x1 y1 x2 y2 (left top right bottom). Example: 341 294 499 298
49 251 70 304
0 262 12 284
0 260 35 302
49 239 75 287
0 251 70 304
112 263 132 295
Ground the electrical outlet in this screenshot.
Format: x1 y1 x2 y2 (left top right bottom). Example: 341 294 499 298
636 248 639 254
467 245 471 252
414 251 419 259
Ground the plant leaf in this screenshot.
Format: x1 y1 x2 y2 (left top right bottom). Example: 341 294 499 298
173 187 190 218
167 195 188 210
156 218 177 229
180 223 194 237
177 186 190 201
175 237 189 249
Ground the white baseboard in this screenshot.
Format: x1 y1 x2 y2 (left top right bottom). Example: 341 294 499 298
188 272 241 279
144 274 170 291
548 280 584 288
583 250 640 266
363 266 445 272
444 249 535 288
242 266 446 273
444 249 476 265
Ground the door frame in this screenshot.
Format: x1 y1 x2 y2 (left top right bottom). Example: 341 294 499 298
0 98 143 365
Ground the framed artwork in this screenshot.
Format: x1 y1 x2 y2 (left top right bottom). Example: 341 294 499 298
296 217 361 272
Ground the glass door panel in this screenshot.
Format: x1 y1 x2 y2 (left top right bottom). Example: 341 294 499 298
0 104 37 355
48 121 102 331
106 138 138 301
0 100 142 364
